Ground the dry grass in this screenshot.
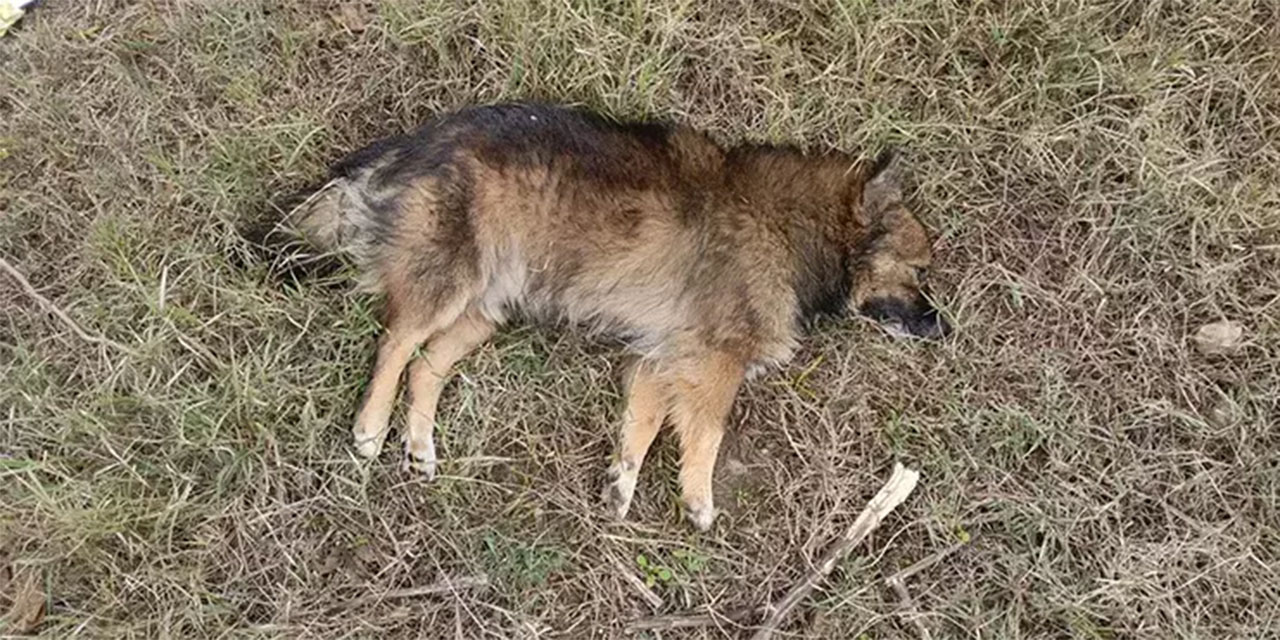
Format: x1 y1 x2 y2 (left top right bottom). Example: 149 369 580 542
2 1 1278 637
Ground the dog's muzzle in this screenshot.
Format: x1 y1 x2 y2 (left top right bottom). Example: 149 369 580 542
860 296 951 340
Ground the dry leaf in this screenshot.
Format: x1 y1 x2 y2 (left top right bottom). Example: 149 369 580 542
2 568 44 635
1193 320 1245 357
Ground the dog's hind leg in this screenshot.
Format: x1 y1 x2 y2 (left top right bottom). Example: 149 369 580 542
351 295 471 459
401 307 495 479
352 323 435 458
604 358 669 519
669 352 744 531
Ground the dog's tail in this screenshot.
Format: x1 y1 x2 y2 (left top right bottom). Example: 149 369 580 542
235 180 343 286
287 180 347 251
237 168 390 290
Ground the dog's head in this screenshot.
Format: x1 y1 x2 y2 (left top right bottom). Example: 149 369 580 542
849 151 950 340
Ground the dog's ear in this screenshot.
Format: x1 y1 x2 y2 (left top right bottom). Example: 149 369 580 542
857 149 904 225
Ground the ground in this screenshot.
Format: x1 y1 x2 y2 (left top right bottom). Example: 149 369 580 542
1 1 1278 638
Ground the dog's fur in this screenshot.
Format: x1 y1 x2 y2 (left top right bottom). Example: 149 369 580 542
284 102 947 530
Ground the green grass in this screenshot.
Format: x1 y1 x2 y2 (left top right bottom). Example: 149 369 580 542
2 1 1278 637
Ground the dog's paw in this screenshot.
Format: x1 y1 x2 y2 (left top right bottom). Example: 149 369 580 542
685 500 718 532
353 430 387 459
402 453 437 480
603 462 637 520
403 439 438 480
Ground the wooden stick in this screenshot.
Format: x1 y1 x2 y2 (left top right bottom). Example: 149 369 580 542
0 254 138 356
884 541 965 585
626 605 761 632
886 575 931 640
610 556 665 611
750 463 920 640
882 541 963 639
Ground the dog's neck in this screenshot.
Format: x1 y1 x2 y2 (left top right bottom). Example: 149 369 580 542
787 209 855 327
722 146 861 326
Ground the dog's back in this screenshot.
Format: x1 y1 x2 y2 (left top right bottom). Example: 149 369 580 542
293 102 806 363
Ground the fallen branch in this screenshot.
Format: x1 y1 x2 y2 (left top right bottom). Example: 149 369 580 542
0 254 138 357
750 463 920 640
625 464 921 636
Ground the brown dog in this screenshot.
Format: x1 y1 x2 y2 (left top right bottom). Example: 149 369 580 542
288 102 947 530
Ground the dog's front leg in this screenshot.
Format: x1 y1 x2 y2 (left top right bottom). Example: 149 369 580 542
670 352 744 531
604 358 669 519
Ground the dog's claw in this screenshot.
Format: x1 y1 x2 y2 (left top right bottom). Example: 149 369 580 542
403 453 437 480
603 462 637 520
403 439 438 480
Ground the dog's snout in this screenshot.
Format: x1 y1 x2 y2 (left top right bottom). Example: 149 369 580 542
860 296 950 340
908 306 950 339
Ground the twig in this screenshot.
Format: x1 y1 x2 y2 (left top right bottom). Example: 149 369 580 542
884 541 965 585
880 541 963 639
626 605 761 632
886 575 931 640
610 556 665 611
750 463 920 640
0 254 138 356
344 574 489 609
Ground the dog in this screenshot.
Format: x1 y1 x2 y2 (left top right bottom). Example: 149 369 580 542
282 102 948 530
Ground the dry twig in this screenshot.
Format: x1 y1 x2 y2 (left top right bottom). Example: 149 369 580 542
626 605 761 632
610 556 665 611
884 541 965 585
886 575 931 640
881 540 964 639
342 574 489 609
0 255 138 357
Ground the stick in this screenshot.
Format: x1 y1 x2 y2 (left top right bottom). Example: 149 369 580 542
0 255 138 356
883 541 965 585
882 541 963 640
344 574 489 608
750 463 920 640
626 605 761 632
610 556 665 611
886 575 931 640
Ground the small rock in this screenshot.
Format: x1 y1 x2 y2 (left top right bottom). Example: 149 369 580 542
1193 320 1244 356
723 457 749 478
353 541 379 566
1208 397 1242 427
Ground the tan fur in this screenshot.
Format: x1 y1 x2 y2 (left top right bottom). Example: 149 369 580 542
401 309 495 477
603 359 669 519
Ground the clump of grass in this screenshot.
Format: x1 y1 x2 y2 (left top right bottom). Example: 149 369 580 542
481 530 568 593
2 1 1277 637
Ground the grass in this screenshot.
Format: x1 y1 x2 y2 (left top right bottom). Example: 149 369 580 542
1 0 1278 637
